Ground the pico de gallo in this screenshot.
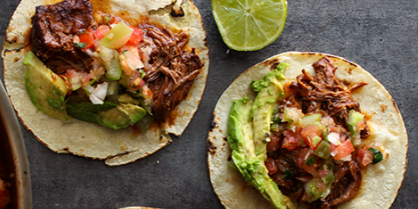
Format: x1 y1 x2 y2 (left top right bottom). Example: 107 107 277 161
265 57 384 208
29 0 203 129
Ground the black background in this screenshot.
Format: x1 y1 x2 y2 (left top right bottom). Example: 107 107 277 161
1 0 417 208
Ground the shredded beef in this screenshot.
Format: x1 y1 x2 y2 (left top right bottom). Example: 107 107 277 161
285 57 369 136
271 57 367 208
30 0 203 123
140 24 203 122
324 160 362 208
31 0 96 74
271 149 312 200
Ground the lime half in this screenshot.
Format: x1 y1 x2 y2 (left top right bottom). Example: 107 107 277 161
212 0 287 51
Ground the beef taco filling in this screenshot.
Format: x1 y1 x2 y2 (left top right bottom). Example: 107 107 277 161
264 57 384 208
27 0 203 129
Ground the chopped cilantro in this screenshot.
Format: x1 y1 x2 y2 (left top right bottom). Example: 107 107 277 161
283 169 293 178
75 42 86 48
305 156 316 166
139 70 146 79
369 147 383 164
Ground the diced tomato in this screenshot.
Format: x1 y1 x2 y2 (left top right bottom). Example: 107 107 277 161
331 143 336 152
119 45 130 53
109 16 123 24
356 148 373 168
301 124 323 149
358 121 365 130
146 88 153 98
120 59 134 75
94 25 110 40
127 27 143 46
267 134 281 152
296 148 317 175
265 157 278 175
282 130 301 150
334 140 354 160
133 78 145 88
78 29 95 50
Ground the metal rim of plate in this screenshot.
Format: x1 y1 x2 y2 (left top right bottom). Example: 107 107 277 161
0 81 32 209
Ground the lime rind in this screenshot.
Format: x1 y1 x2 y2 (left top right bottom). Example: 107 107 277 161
212 0 287 51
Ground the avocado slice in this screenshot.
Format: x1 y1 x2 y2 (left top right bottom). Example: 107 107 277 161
227 96 287 209
99 103 146 130
23 51 69 120
66 101 118 124
66 100 146 130
251 63 288 158
227 97 257 182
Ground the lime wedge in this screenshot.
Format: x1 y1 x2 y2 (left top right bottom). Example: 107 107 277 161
212 0 287 51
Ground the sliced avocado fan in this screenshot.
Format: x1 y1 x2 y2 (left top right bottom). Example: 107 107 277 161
227 63 290 209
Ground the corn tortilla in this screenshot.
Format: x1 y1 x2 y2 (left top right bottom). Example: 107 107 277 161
208 52 407 209
3 0 209 166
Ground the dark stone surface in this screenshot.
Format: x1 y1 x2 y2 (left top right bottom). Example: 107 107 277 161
1 0 417 208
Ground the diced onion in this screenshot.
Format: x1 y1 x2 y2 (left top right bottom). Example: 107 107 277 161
94 82 108 100
89 94 103 105
86 85 95 94
339 154 352 161
85 48 100 57
327 132 341 145
126 51 144 70
89 82 108 104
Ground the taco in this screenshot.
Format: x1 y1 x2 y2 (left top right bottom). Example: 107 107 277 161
208 52 407 208
3 0 208 166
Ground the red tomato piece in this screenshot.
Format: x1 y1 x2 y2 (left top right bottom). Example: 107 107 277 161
265 157 278 175
301 124 322 149
78 29 95 50
109 16 122 24
146 88 153 98
127 27 143 46
282 130 300 151
334 140 354 160
94 25 110 40
296 148 317 175
356 149 373 168
267 134 281 152
136 78 145 88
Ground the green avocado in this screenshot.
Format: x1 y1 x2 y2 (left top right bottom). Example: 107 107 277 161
99 103 146 129
251 63 288 158
66 100 147 130
23 51 69 120
66 101 118 124
227 96 287 209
